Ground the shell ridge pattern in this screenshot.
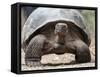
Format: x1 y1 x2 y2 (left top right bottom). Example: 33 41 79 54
22 7 87 44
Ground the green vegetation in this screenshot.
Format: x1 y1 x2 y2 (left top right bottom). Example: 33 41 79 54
81 10 95 36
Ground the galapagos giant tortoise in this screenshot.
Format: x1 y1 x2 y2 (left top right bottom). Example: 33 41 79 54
22 7 91 66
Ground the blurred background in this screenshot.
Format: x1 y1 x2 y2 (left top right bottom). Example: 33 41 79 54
81 10 95 37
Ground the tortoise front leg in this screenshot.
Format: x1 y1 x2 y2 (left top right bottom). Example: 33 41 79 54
73 40 91 63
66 40 91 63
25 34 47 67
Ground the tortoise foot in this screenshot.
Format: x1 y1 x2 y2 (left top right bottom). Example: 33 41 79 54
25 60 42 67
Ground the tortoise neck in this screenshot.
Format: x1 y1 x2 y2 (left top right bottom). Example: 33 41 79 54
55 34 66 45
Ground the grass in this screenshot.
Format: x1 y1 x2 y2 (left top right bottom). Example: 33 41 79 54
81 10 95 37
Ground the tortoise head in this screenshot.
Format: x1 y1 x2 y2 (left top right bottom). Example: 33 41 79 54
54 23 68 36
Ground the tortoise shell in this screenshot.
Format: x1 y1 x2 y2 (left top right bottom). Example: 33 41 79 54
22 7 90 48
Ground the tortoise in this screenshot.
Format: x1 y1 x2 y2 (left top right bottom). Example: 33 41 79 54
22 7 91 66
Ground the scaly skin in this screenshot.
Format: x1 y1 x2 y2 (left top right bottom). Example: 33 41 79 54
25 34 47 66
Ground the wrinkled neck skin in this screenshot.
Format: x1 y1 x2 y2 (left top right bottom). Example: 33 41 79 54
55 34 66 45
